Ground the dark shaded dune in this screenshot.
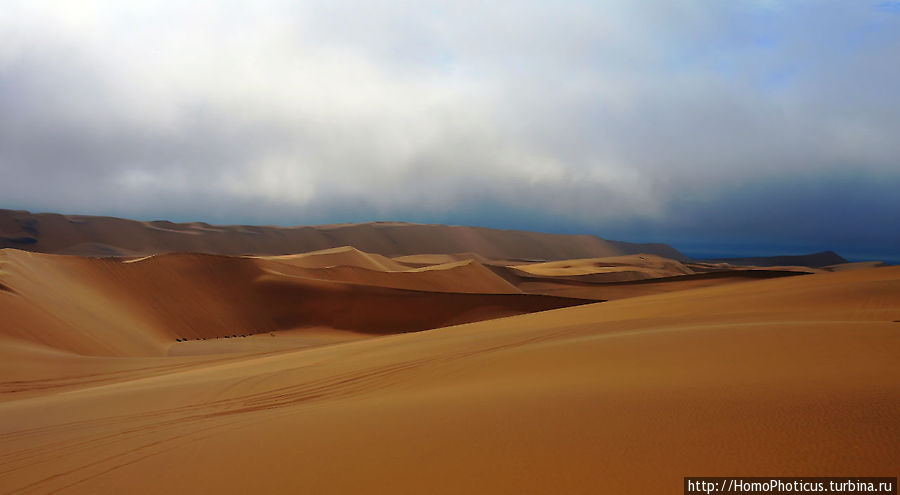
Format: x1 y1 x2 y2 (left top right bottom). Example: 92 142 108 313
254 275 594 334
88 253 280 344
0 235 37 245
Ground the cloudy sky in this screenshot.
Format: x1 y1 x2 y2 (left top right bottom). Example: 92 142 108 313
1 1 898 261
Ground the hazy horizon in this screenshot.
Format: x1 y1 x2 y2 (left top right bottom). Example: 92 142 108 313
5 206 896 264
2 1 898 262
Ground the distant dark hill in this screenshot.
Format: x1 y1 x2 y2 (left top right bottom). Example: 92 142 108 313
709 251 848 268
0 209 688 261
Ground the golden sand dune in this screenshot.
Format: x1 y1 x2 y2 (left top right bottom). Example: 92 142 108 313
0 248 587 357
492 254 816 300
263 258 521 294
511 253 695 281
262 246 409 272
0 262 897 493
259 246 521 293
391 252 493 267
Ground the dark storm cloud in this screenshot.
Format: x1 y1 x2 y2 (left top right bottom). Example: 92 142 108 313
0 1 898 259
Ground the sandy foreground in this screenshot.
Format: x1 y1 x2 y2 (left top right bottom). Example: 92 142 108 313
0 249 898 493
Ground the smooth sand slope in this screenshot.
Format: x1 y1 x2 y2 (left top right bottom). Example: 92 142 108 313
0 250 897 493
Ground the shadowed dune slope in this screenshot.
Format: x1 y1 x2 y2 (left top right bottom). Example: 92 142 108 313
0 250 169 356
0 266 897 493
0 209 688 260
0 249 588 357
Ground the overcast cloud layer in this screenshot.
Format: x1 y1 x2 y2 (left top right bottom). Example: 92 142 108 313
1 1 898 260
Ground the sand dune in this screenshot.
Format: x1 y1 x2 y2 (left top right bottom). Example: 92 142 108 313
391 252 496 267
260 247 521 293
263 259 522 294
516 268 814 300
708 250 847 267
0 248 587 357
263 246 409 272
1 237 896 493
252 273 584 335
0 209 688 260
510 253 695 282
824 261 889 271
486 254 816 300
0 263 897 493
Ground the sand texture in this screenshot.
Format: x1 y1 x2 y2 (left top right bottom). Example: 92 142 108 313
1 245 898 494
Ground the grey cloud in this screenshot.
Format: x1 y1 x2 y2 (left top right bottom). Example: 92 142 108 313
0 1 898 259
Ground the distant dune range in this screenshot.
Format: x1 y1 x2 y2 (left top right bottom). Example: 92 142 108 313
0 209 687 260
709 250 848 267
1 211 897 493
